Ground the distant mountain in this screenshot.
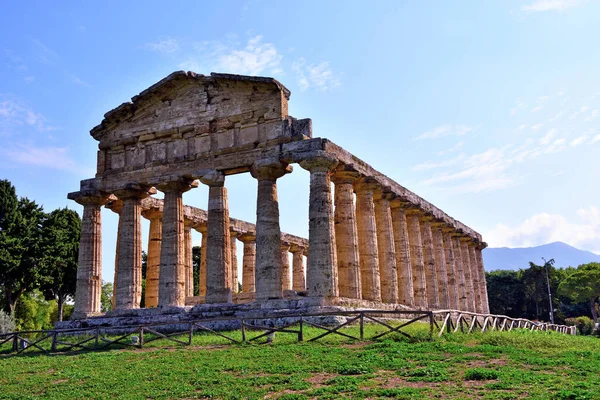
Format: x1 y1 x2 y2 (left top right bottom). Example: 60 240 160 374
482 241 600 271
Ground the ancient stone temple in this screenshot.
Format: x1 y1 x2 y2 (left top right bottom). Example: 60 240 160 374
65 71 489 325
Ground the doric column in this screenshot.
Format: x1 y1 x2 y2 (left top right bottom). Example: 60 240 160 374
406 210 427 309
468 242 483 313
197 224 208 296
475 243 490 314
290 244 306 291
452 236 468 310
184 221 194 298
239 233 256 293
200 171 231 304
156 179 196 307
331 167 361 299
113 186 152 310
420 217 439 310
281 242 291 291
389 201 414 307
300 155 339 298
250 159 291 300
105 199 122 310
443 230 459 310
230 231 240 293
460 238 476 312
142 208 162 308
432 225 449 310
373 189 398 304
71 192 109 318
354 178 382 302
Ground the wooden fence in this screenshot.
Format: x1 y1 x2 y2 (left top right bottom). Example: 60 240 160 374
0 309 575 357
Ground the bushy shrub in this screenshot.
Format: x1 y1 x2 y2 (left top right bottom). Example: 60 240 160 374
0 311 15 334
574 316 595 335
464 368 499 381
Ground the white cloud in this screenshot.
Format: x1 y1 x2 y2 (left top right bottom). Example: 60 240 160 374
217 35 283 76
591 134 600 144
0 97 57 133
292 58 340 92
522 0 588 12
144 37 180 54
531 105 543 113
539 129 556 145
416 124 473 140
531 123 544 132
569 135 588 147
0 145 81 173
72 76 91 88
485 207 600 254
437 141 464 156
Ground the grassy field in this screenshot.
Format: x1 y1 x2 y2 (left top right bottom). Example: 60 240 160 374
0 323 598 400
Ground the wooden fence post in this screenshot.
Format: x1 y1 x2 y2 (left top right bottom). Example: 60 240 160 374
359 312 364 341
298 317 304 342
241 320 246 343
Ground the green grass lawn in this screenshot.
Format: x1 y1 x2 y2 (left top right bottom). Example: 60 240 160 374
0 323 598 400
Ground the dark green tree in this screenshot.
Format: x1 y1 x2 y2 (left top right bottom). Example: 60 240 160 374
39 208 81 321
486 270 526 317
519 261 561 321
558 262 600 323
192 246 201 296
140 250 147 308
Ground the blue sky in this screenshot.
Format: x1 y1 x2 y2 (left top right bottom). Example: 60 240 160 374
1 0 599 283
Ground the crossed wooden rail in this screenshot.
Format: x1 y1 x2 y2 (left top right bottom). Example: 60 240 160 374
0 309 575 357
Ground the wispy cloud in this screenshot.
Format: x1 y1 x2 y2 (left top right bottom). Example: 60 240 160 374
522 0 588 12
485 207 600 254
144 37 180 54
416 124 474 140
0 96 57 134
71 75 91 88
0 144 86 175
292 59 341 92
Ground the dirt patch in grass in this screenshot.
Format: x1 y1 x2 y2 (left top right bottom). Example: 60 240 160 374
306 372 338 387
368 371 442 389
465 357 507 368
51 379 69 384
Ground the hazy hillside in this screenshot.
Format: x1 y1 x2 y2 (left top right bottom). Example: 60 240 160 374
482 241 600 271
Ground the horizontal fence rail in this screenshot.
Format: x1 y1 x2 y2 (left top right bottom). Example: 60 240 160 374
0 309 575 357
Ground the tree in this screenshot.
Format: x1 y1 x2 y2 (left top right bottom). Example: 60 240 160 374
0 182 45 314
192 246 201 296
486 270 526 317
558 262 600 323
101 282 113 312
39 208 81 322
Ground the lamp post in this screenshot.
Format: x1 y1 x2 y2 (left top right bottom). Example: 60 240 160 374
542 257 555 325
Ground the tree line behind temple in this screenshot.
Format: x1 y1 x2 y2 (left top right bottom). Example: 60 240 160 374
1 179 599 333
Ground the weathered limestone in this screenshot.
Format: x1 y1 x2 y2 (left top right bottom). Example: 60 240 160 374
420 218 439 310
460 239 476 312
390 202 414 307
251 159 291 300
230 231 240 293
406 211 427 308
290 244 306 291
281 242 292 291
239 233 256 293
443 230 459 310
201 171 232 304
468 243 483 313
331 168 361 299
114 186 152 309
157 180 196 307
71 193 109 318
184 222 194 298
197 225 208 296
452 236 468 311
475 244 490 313
142 208 162 308
300 155 338 298
355 178 382 302
432 225 449 310
373 190 398 304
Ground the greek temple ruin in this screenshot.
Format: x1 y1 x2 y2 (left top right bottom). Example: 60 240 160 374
65 71 489 324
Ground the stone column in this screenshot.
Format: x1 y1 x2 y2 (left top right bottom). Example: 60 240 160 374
114 186 151 310
239 233 256 293
105 199 122 310
142 208 162 308
250 159 291 300
443 230 459 310
406 210 427 309
290 244 306 291
460 239 476 312
452 236 468 311
354 178 382 302
468 243 483 313
157 180 195 307
331 168 361 299
200 171 231 304
72 192 109 318
197 224 208 297
373 190 398 304
281 242 291 291
300 155 339 298
184 221 194 298
420 217 439 310
432 225 449 310
389 202 414 307
475 243 490 314
230 231 240 293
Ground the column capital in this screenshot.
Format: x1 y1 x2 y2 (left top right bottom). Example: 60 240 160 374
114 184 155 200
354 177 380 193
459 236 475 243
280 241 291 250
389 197 412 209
250 158 292 181
476 241 488 250
105 198 123 214
142 208 162 221
230 230 241 238
156 178 198 193
238 232 256 243
298 153 338 172
418 213 436 223
194 223 208 234
373 187 395 202
199 170 225 187
69 190 111 207
289 243 306 254
183 218 195 228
